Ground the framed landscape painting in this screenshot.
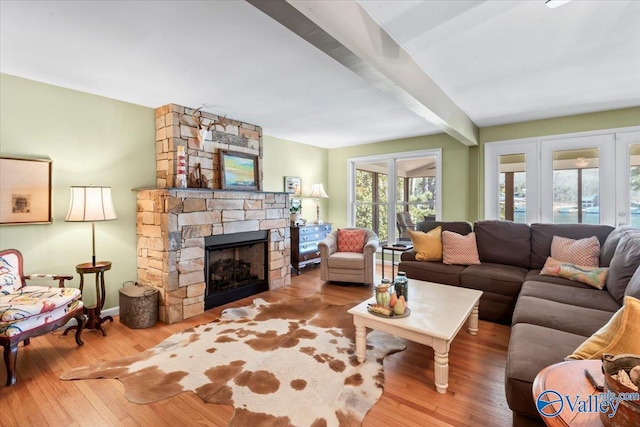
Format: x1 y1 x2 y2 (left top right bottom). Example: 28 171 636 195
0 156 52 225
220 150 259 191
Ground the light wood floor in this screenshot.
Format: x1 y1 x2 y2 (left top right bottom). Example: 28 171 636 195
0 265 512 427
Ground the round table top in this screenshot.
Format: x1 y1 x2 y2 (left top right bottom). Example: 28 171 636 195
75 261 112 273
532 359 604 427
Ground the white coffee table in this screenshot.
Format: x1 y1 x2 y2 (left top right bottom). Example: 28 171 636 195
347 279 482 394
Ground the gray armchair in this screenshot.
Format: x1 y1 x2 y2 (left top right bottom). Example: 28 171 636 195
318 228 379 286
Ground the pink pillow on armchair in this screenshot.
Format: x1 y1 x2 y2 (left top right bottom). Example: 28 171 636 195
337 229 366 253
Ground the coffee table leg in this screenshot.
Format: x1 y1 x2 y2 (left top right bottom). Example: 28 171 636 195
469 302 479 336
354 319 367 363
433 340 449 394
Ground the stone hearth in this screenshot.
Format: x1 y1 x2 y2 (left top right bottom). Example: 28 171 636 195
135 104 291 324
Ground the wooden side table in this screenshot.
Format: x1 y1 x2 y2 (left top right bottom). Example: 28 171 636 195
75 261 113 336
533 360 604 426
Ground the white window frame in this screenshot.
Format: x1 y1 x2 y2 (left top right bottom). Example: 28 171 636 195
347 149 442 243
485 126 640 226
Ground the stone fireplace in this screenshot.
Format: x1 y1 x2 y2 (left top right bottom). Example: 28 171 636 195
136 104 290 324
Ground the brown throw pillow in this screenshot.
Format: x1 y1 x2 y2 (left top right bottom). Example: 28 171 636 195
550 235 600 267
442 231 480 265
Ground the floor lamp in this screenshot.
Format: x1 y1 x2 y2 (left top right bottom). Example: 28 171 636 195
309 183 329 224
65 186 118 266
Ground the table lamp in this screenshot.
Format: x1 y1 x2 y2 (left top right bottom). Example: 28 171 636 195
309 183 329 224
65 186 117 266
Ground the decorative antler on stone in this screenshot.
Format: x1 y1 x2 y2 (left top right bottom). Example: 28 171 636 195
190 107 228 144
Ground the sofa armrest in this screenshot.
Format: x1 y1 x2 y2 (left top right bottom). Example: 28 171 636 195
400 249 418 262
318 232 338 257
363 236 379 255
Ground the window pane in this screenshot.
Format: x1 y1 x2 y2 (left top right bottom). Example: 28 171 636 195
355 204 372 231
630 144 640 227
355 170 373 203
552 148 600 224
499 154 526 222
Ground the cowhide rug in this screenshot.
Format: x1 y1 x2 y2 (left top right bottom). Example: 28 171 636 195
60 296 406 426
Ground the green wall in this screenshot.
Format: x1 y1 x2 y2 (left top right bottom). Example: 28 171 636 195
0 74 156 310
472 107 640 220
263 136 329 222
327 134 471 227
2 73 638 311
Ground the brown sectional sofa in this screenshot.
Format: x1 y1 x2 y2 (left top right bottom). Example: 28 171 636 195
398 220 640 426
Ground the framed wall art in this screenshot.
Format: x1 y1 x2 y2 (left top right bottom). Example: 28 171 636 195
0 156 52 225
219 150 259 191
284 176 302 196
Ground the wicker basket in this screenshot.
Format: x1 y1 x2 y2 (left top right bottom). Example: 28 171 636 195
119 282 159 329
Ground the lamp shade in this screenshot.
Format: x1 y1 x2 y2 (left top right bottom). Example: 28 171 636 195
309 183 329 199
65 186 117 222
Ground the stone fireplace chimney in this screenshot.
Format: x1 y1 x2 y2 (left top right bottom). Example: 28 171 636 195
136 104 291 324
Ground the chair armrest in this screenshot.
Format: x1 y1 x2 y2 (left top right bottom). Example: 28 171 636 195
318 233 338 256
363 237 379 255
24 274 74 288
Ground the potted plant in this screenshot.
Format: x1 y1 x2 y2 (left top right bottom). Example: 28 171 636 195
290 204 301 224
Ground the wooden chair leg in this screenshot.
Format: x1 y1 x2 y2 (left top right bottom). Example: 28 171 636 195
74 313 86 346
24 338 31 346
3 341 18 386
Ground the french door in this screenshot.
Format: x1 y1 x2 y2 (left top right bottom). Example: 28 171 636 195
485 127 640 226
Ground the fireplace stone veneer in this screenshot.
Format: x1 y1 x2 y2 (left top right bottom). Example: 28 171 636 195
136 189 290 324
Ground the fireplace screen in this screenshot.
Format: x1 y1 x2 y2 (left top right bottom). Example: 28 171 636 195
204 230 268 309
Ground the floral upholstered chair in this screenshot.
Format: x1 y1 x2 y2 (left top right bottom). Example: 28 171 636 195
0 249 85 386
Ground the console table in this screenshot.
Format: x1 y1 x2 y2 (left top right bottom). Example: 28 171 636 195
290 223 332 274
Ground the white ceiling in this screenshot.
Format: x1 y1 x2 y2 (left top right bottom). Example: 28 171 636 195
1 0 639 149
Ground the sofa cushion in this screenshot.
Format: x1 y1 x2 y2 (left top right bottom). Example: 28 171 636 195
519 280 621 312
512 295 614 336
606 232 640 303
474 220 531 269
506 323 587 418
397 260 464 287
460 263 527 297
567 296 640 360
550 235 600 267
540 257 609 290
529 223 614 270
525 270 595 289
327 252 365 270
625 265 640 300
408 227 442 261
600 226 640 267
416 220 472 235
442 231 480 265
0 285 83 323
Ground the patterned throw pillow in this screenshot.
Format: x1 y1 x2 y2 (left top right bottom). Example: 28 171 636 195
442 231 481 265
337 229 366 253
408 227 442 261
550 235 600 267
540 257 609 289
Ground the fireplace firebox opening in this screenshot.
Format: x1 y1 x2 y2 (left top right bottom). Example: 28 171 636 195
204 230 268 310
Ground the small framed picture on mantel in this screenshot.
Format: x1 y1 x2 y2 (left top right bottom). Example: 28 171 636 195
220 150 260 191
